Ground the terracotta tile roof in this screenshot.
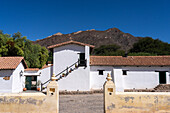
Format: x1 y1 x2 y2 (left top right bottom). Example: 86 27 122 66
90 56 170 66
48 40 95 49
24 68 39 71
41 64 53 69
0 57 28 69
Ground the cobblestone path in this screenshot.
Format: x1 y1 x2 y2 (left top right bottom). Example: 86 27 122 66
59 94 103 113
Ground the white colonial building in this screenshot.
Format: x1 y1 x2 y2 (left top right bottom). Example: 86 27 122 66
0 40 170 93
0 57 27 93
90 56 170 92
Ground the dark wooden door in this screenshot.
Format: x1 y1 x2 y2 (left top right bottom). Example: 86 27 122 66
25 76 37 90
25 76 32 90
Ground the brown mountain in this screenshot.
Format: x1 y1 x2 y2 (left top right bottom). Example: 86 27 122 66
33 28 141 51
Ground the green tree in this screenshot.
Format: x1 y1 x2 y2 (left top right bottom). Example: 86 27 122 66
0 31 49 68
93 44 125 56
129 37 170 55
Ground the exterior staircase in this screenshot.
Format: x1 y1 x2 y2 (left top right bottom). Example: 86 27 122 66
124 84 170 92
41 59 87 91
154 84 170 92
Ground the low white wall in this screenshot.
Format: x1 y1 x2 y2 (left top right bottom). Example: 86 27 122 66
90 66 113 90
123 71 159 89
0 70 13 93
38 66 53 88
113 66 170 92
12 62 25 93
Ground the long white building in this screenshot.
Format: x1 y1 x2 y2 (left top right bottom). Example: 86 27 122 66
0 40 170 93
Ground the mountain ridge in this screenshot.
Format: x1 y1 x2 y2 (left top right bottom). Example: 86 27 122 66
33 28 142 51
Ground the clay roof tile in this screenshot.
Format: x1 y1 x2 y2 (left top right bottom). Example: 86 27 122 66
0 57 27 69
90 56 170 66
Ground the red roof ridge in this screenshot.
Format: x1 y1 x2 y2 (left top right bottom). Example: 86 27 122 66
48 40 95 49
41 64 53 70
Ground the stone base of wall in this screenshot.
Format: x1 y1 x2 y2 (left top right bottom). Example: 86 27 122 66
106 92 170 113
0 93 58 113
104 74 170 113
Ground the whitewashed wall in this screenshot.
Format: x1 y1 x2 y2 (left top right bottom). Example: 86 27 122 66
0 62 25 93
12 62 25 93
38 66 53 88
53 44 90 91
166 72 170 84
113 66 170 92
90 66 113 90
0 70 13 93
113 68 124 92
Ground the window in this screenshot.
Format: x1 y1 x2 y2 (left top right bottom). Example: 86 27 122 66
98 70 104 75
122 70 127 75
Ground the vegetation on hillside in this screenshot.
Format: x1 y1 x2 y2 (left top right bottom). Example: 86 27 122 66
93 37 170 56
129 37 170 55
0 30 49 68
93 44 125 56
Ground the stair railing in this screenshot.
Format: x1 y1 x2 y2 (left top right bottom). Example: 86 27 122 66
41 59 87 91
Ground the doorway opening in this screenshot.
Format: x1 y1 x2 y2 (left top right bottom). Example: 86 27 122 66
25 76 37 90
159 71 166 84
78 53 86 66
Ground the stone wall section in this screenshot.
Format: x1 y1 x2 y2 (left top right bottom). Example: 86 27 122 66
104 73 170 113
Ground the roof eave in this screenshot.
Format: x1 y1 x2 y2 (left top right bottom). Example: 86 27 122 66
47 41 95 49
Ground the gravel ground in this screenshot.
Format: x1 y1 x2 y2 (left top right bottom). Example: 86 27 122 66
59 93 103 113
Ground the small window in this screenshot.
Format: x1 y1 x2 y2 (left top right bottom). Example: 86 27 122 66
98 70 104 75
122 70 127 75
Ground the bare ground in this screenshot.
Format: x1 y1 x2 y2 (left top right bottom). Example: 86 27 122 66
59 93 103 113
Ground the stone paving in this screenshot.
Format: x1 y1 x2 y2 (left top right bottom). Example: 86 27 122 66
59 93 103 113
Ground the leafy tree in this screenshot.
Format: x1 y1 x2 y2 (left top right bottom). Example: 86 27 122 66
47 51 53 63
129 37 170 55
93 44 125 56
0 31 49 68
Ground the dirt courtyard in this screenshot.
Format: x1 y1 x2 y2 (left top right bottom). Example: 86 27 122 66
59 93 103 113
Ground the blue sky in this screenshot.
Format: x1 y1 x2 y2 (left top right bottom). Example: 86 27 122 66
0 0 170 43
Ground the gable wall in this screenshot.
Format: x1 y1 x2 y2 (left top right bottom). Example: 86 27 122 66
12 62 25 93
53 44 90 91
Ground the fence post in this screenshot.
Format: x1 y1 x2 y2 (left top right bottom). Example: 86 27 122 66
47 73 59 113
104 73 116 113
66 67 68 75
